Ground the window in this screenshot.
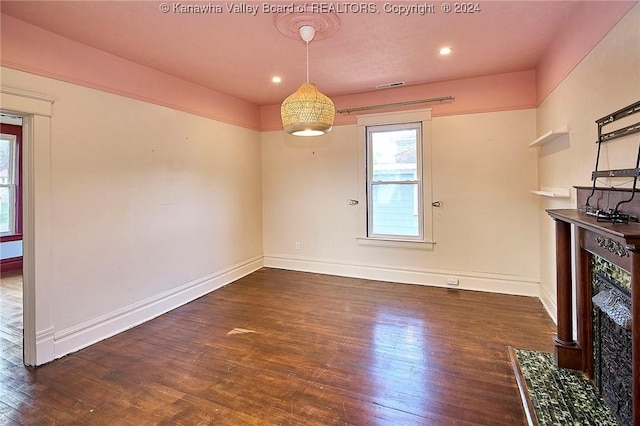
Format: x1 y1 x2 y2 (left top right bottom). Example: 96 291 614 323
367 122 423 239
0 124 22 238
357 109 433 247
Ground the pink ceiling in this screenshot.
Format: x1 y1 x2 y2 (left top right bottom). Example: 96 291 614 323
0 1 636 108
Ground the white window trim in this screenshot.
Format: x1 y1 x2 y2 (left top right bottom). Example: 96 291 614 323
356 108 434 249
0 133 18 236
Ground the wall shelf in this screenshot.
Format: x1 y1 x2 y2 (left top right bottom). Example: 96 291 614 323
528 125 569 148
529 187 570 198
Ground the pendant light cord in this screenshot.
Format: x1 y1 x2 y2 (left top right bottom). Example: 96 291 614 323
305 41 309 83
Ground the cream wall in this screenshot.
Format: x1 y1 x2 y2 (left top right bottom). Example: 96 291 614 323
4 3 637 365
536 4 640 321
262 108 540 295
1 67 263 363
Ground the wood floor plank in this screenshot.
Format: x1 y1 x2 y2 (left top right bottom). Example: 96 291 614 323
1 268 556 424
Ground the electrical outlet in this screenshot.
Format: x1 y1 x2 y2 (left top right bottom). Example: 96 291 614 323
295 242 301 250
446 277 459 286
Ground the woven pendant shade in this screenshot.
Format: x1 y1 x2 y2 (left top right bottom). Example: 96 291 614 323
281 83 335 136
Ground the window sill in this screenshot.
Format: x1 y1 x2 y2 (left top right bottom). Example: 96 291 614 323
0 234 23 243
356 237 435 250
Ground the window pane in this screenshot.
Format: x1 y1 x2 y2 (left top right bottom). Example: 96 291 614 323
371 129 417 182
0 138 10 184
0 185 12 233
371 183 419 236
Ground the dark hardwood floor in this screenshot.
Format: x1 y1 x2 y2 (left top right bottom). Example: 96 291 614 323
0 269 22 369
0 268 556 425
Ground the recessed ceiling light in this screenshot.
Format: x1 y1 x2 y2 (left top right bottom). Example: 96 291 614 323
272 76 282 83
440 47 452 55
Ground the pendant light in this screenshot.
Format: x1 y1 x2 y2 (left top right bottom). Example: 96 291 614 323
281 25 335 137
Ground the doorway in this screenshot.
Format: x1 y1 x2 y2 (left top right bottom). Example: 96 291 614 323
1 85 55 366
0 116 23 366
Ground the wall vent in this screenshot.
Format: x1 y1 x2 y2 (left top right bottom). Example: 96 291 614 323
375 81 405 90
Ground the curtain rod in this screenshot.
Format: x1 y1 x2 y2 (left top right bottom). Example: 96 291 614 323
336 96 454 114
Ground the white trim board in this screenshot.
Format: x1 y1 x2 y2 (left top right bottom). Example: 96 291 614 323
1 85 56 366
264 254 540 297
44 256 263 363
43 254 548 363
538 282 558 325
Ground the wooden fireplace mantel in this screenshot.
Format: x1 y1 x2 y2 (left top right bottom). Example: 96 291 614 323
547 207 639 425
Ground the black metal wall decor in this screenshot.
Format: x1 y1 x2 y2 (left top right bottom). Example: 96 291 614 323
584 100 640 223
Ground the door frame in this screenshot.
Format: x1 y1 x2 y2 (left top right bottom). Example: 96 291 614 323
1 86 54 366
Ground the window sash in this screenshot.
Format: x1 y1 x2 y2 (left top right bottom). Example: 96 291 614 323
0 184 16 235
366 122 423 240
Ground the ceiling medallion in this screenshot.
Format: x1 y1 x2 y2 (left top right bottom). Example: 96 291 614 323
274 11 341 41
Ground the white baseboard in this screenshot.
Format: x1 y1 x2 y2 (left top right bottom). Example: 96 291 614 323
40 255 263 364
264 254 540 297
37 254 546 365
35 327 55 366
538 282 558 324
